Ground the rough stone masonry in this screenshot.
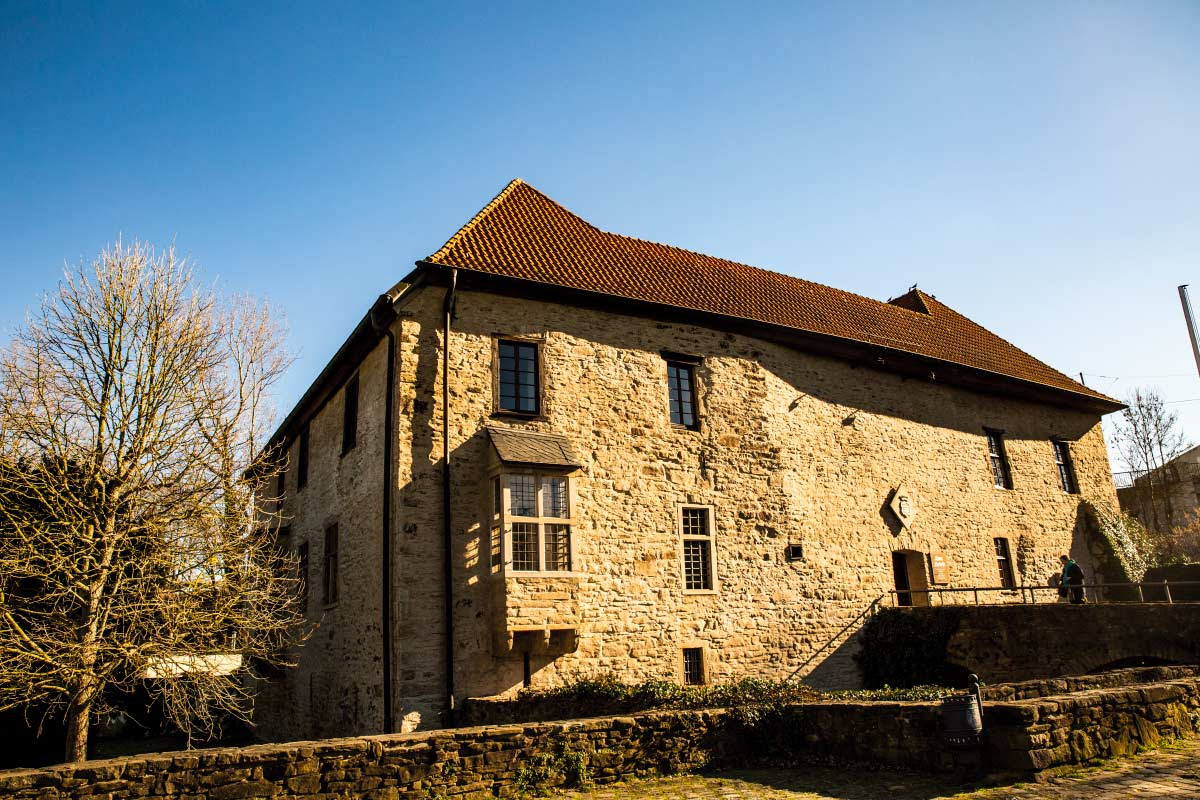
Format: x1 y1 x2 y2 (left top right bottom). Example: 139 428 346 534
254 182 1122 743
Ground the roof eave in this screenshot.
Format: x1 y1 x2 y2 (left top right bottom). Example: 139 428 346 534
256 274 428 469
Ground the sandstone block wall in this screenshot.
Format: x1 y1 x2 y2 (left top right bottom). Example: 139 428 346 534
258 283 1119 741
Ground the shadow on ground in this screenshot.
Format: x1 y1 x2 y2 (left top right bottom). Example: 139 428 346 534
697 766 999 800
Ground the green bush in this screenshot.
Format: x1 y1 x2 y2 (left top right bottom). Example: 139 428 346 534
508 674 948 722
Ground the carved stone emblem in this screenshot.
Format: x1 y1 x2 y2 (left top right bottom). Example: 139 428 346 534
889 484 916 529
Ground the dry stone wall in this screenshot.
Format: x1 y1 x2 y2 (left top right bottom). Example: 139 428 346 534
6 674 1199 798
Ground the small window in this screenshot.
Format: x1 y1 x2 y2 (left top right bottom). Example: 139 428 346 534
342 374 359 454
297 425 310 491
297 541 309 615
666 361 699 429
682 647 705 685
1052 440 1078 494
681 507 714 591
323 525 339 605
985 429 1012 489
501 474 572 572
497 339 540 414
994 537 1015 589
785 543 804 562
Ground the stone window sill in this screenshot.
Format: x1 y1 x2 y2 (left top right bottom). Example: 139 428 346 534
497 571 584 580
491 411 545 422
683 588 719 596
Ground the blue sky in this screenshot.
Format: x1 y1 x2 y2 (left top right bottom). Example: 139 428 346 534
2 1 1199 468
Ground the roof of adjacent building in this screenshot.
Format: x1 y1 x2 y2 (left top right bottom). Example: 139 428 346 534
424 179 1118 410
487 426 582 469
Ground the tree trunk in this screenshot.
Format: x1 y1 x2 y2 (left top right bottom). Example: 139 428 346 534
63 684 93 763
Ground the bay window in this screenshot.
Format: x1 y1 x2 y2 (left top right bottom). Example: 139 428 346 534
492 473 574 573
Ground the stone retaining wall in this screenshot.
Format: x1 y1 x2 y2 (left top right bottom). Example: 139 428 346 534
3 675 1197 798
984 678 1200 771
860 605 1200 689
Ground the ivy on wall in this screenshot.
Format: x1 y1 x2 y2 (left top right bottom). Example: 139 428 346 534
1085 501 1154 584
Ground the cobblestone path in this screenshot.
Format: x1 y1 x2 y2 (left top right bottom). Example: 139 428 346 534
556 738 1200 799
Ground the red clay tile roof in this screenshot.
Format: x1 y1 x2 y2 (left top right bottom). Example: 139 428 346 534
426 179 1117 408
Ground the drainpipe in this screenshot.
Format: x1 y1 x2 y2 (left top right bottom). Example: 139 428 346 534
442 268 458 716
371 298 397 734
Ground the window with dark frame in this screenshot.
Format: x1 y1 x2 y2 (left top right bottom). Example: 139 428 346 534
323 525 339 605
276 467 286 508
666 361 699 429
994 537 1015 589
681 507 713 591
682 647 705 685
297 541 309 614
342 374 359 454
297 425 310 490
1052 440 1078 494
498 340 539 414
985 429 1012 489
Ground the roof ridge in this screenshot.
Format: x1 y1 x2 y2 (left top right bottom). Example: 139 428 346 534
491 181 941 323
427 178 527 263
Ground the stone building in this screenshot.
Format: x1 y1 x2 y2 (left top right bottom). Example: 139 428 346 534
1116 443 1200 533
255 179 1123 742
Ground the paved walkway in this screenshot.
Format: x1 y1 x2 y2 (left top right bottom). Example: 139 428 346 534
556 738 1200 799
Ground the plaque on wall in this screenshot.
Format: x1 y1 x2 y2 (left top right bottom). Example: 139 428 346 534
888 483 917 529
929 551 950 584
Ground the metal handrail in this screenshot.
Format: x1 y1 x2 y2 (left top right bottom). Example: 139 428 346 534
887 580 1200 607
785 594 883 682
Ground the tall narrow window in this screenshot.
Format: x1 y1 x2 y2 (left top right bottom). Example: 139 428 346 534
323 525 339 605
297 541 309 615
994 537 1015 589
498 340 540 414
985 429 1012 489
681 506 714 591
682 647 705 685
1052 440 1078 494
297 425 310 490
276 467 286 508
342 374 359 454
502 474 572 572
666 361 699 429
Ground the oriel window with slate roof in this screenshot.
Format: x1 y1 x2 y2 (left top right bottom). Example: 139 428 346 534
496 338 540 415
485 427 581 574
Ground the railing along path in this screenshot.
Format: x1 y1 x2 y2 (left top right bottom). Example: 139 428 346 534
887 580 1200 607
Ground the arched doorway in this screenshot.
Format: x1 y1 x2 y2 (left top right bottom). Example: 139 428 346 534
891 549 931 607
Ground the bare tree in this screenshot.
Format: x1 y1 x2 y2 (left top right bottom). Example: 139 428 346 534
1112 388 1190 533
0 241 304 763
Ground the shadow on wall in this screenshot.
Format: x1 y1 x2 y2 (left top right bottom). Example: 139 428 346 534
801 628 869 691
860 604 1200 688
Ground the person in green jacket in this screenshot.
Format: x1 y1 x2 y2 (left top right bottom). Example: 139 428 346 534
1060 554 1085 604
